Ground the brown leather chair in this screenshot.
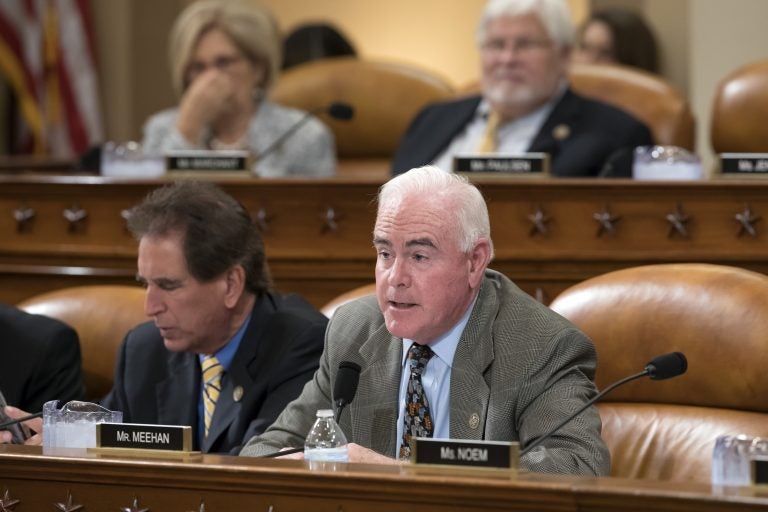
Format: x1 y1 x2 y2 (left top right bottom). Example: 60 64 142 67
711 59 768 153
549 264 768 482
320 283 376 318
271 57 454 159
569 63 695 149
458 64 695 149
17 285 147 401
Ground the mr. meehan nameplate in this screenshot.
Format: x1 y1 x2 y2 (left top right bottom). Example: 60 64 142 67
412 438 519 469
97 423 193 452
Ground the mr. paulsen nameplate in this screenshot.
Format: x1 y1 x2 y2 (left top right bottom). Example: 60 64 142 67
454 153 550 176
166 150 249 172
412 438 519 469
97 423 192 452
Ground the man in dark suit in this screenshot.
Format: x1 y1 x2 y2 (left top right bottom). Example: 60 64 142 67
0 305 84 413
241 166 609 476
3 182 327 453
391 0 652 177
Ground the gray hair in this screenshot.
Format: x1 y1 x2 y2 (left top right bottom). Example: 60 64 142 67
477 0 575 49
377 166 495 259
169 0 281 96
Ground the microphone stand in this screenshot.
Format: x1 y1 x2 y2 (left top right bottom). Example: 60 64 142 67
0 411 43 430
520 370 648 456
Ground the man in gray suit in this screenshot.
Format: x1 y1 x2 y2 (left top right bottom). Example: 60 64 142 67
240 165 609 475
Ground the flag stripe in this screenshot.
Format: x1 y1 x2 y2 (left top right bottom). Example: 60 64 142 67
0 0 102 157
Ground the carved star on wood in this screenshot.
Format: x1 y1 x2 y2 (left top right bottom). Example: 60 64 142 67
253 207 274 234
187 500 207 512
0 489 20 511
593 204 622 237
734 204 761 237
54 491 83 512
321 206 344 234
665 203 691 238
120 496 149 512
527 204 551 237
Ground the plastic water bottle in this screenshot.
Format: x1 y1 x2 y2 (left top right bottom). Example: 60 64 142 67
304 409 349 462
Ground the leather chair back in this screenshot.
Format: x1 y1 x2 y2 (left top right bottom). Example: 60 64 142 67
710 59 768 153
17 285 147 401
550 264 768 481
569 63 695 149
321 283 376 318
271 57 454 158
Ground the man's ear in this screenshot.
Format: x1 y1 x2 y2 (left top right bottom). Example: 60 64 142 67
468 238 492 289
223 265 246 308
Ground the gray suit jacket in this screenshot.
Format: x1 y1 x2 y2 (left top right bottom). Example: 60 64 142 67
240 270 610 475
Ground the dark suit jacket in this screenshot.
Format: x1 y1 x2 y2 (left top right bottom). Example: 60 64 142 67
0 304 85 412
391 89 653 177
101 292 327 454
241 270 610 476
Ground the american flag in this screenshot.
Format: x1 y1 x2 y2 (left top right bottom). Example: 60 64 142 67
0 0 103 157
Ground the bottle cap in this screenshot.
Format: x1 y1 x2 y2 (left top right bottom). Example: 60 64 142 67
316 409 333 418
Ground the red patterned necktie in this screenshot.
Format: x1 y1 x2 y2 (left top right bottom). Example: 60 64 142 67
400 343 435 460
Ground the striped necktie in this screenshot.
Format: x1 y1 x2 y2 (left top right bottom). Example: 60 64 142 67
400 343 435 460
477 109 503 153
201 355 223 438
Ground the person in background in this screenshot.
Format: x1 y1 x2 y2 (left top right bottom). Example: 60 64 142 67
141 0 336 177
2 182 328 453
282 22 357 70
573 8 659 74
240 166 609 476
391 0 652 178
0 305 84 415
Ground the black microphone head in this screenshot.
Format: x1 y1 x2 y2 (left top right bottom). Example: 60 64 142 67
334 361 362 406
645 352 687 380
326 102 354 120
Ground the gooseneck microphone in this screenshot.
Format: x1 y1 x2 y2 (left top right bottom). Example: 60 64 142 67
253 101 355 163
520 352 688 457
334 361 362 423
259 360 362 459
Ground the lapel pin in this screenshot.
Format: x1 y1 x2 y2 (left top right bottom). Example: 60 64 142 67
469 413 480 430
233 385 244 402
552 124 571 141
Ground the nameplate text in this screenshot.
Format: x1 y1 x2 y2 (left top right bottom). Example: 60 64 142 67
97 423 192 452
720 153 768 176
412 438 519 469
454 153 549 176
166 150 249 172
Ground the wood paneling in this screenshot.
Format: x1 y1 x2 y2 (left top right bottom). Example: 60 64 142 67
1 174 767 308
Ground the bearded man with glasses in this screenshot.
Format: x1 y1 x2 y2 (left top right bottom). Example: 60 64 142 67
392 0 653 178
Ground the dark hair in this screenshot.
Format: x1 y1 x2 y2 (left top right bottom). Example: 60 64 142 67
585 9 659 73
127 181 271 295
282 23 356 70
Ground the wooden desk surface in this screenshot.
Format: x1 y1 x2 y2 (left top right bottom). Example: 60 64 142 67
1 173 767 307
1 444 767 511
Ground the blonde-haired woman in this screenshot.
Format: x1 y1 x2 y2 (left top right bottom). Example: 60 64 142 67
142 0 335 177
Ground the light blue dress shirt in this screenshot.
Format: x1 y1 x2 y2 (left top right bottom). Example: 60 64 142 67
395 295 477 456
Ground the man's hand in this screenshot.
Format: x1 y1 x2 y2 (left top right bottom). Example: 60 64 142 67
0 406 42 445
347 443 402 464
